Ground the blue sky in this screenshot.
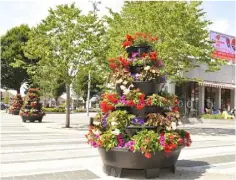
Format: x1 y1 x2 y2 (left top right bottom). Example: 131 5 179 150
0 0 235 36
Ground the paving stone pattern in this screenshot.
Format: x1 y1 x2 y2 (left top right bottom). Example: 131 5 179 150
1 170 99 180
1 113 236 180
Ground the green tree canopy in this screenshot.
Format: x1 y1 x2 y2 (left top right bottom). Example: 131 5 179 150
1 24 32 92
73 66 106 102
23 3 106 127
105 1 225 81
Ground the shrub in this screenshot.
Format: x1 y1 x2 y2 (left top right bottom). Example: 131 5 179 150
42 107 65 113
201 114 224 119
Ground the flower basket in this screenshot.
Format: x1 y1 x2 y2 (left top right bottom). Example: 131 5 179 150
126 46 152 57
11 110 20 115
125 126 158 138
116 106 130 111
130 106 146 118
133 81 154 96
98 147 181 178
21 115 43 123
129 65 144 74
145 106 164 114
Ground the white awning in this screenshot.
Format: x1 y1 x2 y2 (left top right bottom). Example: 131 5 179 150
198 81 236 89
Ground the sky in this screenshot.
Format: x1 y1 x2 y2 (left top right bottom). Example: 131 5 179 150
0 0 235 36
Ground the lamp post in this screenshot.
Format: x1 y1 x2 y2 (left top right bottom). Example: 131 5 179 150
86 0 101 117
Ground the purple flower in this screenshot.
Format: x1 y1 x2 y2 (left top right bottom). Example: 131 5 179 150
95 134 100 139
102 114 108 128
132 118 145 125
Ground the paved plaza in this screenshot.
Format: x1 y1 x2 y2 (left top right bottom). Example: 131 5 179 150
1 112 236 180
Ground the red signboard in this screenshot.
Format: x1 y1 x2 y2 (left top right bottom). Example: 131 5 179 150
210 31 235 62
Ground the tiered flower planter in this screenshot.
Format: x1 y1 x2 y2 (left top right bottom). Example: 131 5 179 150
20 88 45 123
86 33 191 179
9 94 23 115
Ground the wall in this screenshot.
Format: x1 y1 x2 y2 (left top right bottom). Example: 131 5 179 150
183 64 236 84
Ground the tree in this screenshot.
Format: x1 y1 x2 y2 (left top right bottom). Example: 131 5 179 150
1 24 32 93
105 1 226 81
73 67 106 104
24 3 106 127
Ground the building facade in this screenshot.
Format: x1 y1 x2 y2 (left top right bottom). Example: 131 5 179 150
170 64 236 116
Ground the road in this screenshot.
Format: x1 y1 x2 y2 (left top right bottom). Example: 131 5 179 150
1 112 236 180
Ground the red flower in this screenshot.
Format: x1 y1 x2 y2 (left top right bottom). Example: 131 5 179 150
149 51 157 61
123 41 131 48
139 94 145 101
144 152 152 159
136 103 145 110
100 101 114 113
106 94 118 103
118 56 130 67
127 100 135 106
172 106 179 112
142 53 148 57
126 34 133 41
185 132 190 139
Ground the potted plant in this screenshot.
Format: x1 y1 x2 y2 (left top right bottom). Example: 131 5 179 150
85 32 192 179
123 33 158 56
20 88 45 122
9 94 23 115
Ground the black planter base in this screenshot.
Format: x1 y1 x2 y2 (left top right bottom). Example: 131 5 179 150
98 147 181 179
103 164 162 179
21 116 43 123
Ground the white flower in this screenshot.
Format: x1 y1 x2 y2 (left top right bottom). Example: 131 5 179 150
93 121 101 126
111 129 120 135
120 85 126 90
123 80 128 85
144 66 151 71
92 129 101 135
171 122 177 130
166 126 171 131
129 84 134 88
116 79 123 84
111 121 118 126
123 89 130 95
152 69 156 73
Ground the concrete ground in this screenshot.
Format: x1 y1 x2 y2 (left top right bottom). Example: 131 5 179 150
1 111 236 180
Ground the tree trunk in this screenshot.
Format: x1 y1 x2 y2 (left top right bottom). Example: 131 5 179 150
66 84 70 128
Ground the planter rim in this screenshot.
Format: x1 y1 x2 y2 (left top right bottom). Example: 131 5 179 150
126 45 151 48
99 146 183 153
126 125 158 129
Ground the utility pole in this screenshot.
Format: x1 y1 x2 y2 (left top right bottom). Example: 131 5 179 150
86 0 101 117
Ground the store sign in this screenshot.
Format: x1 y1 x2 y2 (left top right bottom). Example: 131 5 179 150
210 31 235 62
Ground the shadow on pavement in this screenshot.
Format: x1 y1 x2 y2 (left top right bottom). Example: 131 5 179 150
184 127 235 136
118 160 210 179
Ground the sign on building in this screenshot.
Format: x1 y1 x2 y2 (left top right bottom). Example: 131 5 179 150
210 31 235 62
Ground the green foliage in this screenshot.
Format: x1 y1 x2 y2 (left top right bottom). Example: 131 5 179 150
106 110 134 130
201 114 225 119
3 92 9 104
132 129 162 154
105 1 225 81
72 66 106 101
1 24 32 92
99 131 118 151
42 107 65 113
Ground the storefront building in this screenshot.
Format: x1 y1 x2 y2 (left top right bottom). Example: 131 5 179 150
168 31 236 116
